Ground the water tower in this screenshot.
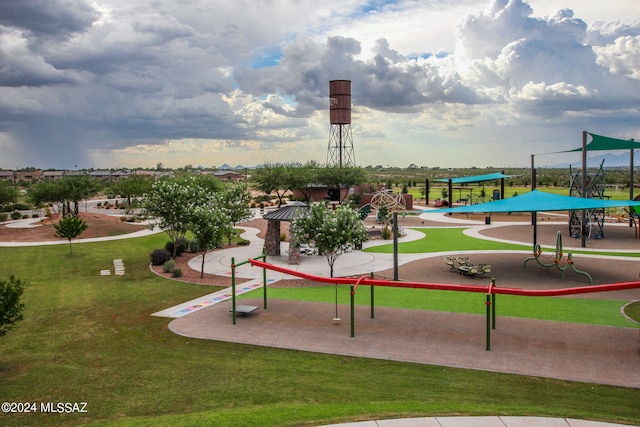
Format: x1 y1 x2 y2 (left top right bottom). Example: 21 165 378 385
326 80 355 168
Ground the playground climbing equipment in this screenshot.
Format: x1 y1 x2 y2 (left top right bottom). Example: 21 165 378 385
364 189 408 222
569 160 606 240
523 231 592 284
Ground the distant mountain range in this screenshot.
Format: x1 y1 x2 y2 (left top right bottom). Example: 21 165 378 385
217 164 261 170
547 152 640 168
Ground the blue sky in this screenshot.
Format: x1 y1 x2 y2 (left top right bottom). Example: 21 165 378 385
0 0 639 169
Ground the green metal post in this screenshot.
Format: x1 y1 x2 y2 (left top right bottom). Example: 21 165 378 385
350 285 355 338
486 293 491 351
231 257 236 325
492 278 496 330
393 212 399 280
262 249 267 309
370 272 375 319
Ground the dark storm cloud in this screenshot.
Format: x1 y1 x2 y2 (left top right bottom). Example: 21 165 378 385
0 0 99 37
0 0 639 169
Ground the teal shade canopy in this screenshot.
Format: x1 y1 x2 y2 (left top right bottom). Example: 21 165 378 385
424 190 640 214
431 172 519 184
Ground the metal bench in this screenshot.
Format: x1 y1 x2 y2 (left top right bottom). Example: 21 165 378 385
230 305 259 316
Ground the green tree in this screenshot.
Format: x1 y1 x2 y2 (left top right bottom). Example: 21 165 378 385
54 216 88 255
0 275 26 338
179 174 223 193
190 197 229 278
28 176 101 216
290 203 369 277
288 161 320 203
0 181 18 209
317 166 365 204
109 175 154 212
143 176 223 258
251 162 291 207
220 181 253 244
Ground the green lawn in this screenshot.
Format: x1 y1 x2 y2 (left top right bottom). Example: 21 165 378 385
365 227 640 258
365 228 531 253
0 234 639 426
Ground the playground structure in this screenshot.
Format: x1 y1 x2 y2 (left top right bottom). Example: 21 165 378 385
569 160 606 240
363 189 407 222
444 256 492 277
226 257 640 351
531 131 639 248
523 231 592 284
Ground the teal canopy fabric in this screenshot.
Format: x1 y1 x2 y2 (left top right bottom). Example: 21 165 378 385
573 133 640 152
431 172 518 184
423 190 640 214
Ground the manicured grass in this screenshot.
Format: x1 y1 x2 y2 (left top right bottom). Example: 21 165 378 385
366 227 640 258
365 228 530 253
0 235 639 426
624 301 640 323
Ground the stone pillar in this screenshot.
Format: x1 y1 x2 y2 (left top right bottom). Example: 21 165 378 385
265 220 281 256
288 230 301 265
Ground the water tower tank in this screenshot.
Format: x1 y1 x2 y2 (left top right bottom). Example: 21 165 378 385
329 80 351 124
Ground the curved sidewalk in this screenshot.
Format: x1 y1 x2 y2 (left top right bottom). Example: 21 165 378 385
319 416 635 426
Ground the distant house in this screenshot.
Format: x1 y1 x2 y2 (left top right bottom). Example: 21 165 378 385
0 170 14 181
16 170 42 182
110 170 130 180
290 185 349 203
89 170 112 180
208 170 244 181
131 170 168 178
42 170 65 180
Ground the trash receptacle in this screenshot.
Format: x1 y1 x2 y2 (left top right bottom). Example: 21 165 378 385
485 216 491 224
492 189 500 200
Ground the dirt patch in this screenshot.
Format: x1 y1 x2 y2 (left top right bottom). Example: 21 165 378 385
0 212 148 242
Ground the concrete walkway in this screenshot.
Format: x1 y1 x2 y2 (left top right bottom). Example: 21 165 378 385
319 416 634 426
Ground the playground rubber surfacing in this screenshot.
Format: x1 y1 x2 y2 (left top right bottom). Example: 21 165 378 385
169 218 640 389
170 297 640 388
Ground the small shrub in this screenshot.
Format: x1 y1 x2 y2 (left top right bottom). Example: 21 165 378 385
171 268 183 278
166 238 189 257
150 249 171 266
32 214 39 218
119 216 128 222
10 211 22 220
236 239 250 246
162 259 176 273
0 213 8 222
187 239 199 253
280 232 287 242
97 202 102 207
21 214 28 219
381 226 392 240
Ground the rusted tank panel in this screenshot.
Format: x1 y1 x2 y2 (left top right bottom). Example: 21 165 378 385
329 80 351 124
